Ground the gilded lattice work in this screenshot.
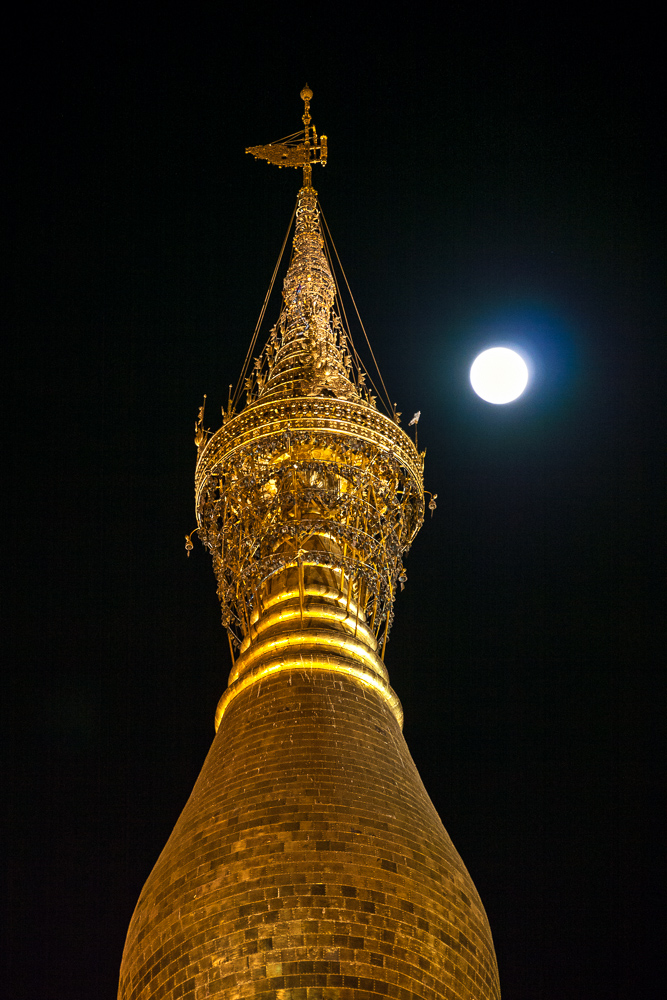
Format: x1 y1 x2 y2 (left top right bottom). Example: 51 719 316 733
196 398 424 655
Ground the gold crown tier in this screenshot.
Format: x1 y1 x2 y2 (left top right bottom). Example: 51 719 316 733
118 669 501 1000
195 393 425 673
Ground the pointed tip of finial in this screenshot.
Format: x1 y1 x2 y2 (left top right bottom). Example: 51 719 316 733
300 84 313 101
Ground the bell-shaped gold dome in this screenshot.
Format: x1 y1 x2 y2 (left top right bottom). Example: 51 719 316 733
119 671 499 1000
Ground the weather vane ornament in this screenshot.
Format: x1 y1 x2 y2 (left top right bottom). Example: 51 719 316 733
246 84 328 188
191 87 426 731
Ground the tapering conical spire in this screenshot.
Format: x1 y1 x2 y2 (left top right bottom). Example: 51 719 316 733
245 88 350 404
257 184 358 403
118 90 500 1000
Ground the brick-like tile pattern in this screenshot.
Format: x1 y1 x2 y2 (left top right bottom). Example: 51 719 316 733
118 672 500 1000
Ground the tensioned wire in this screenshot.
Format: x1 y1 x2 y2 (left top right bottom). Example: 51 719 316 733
270 130 307 144
318 203 395 417
319 226 385 410
231 203 296 409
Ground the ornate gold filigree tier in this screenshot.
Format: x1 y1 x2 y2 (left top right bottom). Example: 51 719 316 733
196 393 423 729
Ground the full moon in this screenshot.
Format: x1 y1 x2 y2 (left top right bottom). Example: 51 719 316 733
470 347 529 404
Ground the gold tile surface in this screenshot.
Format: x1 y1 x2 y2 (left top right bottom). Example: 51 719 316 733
118 672 500 999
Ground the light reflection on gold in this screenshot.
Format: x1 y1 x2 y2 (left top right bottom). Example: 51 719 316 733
215 653 404 733
237 603 379 661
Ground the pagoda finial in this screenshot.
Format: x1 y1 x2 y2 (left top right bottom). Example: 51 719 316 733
301 83 312 127
246 85 328 188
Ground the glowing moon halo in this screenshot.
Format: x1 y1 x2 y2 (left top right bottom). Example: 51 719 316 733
470 347 529 404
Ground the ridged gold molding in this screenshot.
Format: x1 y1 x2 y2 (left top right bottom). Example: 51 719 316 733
215 577 404 731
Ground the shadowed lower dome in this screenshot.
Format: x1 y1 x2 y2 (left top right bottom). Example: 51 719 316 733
118 89 500 1000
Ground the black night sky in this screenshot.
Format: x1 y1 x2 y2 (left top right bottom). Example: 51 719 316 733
4 6 664 999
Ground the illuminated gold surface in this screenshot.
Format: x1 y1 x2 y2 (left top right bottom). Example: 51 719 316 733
214 654 403 733
119 672 500 1000
239 600 379 657
118 89 500 999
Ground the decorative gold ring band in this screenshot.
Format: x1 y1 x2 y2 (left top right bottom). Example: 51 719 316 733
215 653 403 732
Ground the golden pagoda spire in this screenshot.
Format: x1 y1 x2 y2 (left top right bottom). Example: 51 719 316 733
118 89 500 1000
